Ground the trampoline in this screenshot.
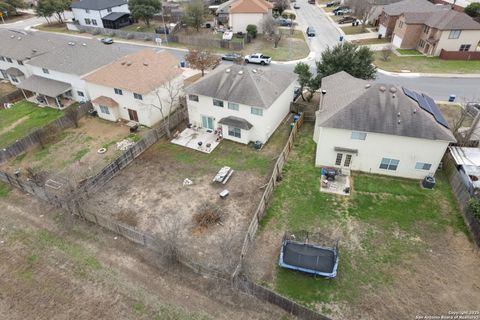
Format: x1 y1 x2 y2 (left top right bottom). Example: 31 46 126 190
278 233 339 278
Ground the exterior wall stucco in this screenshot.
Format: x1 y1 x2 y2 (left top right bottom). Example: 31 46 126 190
392 16 423 49
229 12 267 33
0 59 31 84
72 4 130 28
85 75 184 127
434 29 480 56
378 12 398 37
187 81 295 145
315 127 450 179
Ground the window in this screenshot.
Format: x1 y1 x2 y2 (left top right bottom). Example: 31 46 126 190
133 93 143 100
99 105 110 114
449 30 461 39
107 8 112 12
351 131 367 140
0 56 4 61
17 60 23 65
10 75 18 83
92 19 97 26
77 91 84 97
188 94 199 102
85 18 91 25
42 68 49 74
6 57 12 63
213 99 224 107
415 162 432 170
228 102 239 111
335 153 343 166
419 39 425 48
114 88 123 95
459 44 471 52
379 158 399 171
251 107 263 116
423 25 430 34
344 154 352 167
85 9 90 13
398 21 403 28
228 126 241 138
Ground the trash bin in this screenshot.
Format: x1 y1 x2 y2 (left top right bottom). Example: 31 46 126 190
422 176 436 189
180 60 186 68
448 94 456 102
378 34 382 39
254 140 263 150
339 35 344 41
293 114 300 122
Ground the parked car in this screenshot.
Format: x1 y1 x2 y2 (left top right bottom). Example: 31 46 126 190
100 38 114 44
244 53 271 65
308 0 315 4
221 53 242 61
334 8 352 15
293 3 300 9
326 1 340 7
275 18 293 27
338 16 357 24
306 26 315 37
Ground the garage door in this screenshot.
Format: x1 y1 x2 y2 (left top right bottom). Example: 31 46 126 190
378 24 386 37
392 35 402 47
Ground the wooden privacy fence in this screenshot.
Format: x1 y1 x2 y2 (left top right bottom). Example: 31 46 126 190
290 101 316 122
443 153 480 247
0 102 91 164
0 89 24 106
79 106 188 193
233 113 305 278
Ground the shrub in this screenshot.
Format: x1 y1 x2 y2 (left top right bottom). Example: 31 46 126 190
246 24 257 38
92 29 100 35
467 198 480 220
78 29 86 34
126 33 134 39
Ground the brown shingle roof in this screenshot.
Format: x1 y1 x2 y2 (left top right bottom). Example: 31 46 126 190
383 0 449 16
92 96 119 108
230 0 273 14
404 9 480 30
83 48 182 94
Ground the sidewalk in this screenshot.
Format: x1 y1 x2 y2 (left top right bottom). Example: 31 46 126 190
377 68 480 78
345 31 379 41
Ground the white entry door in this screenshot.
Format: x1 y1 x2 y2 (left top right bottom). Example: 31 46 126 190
392 35 403 48
201 116 214 130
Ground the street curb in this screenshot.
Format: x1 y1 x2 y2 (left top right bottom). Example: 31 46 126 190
318 4 345 37
377 68 480 78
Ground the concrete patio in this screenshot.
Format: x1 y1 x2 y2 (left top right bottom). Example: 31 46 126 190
170 128 221 154
320 174 351 196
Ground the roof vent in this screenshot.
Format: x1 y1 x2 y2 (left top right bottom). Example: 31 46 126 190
397 112 401 117
10 35 15 38
17 37 22 40
143 61 149 66
392 93 396 99
389 87 397 93
82 43 87 46
32 49 37 53
121 61 126 65
365 84 371 89
68 41 76 46
226 68 231 73
126 62 132 66
238 70 243 75
398 119 401 124
379 86 386 92
252 69 257 73
413 109 417 114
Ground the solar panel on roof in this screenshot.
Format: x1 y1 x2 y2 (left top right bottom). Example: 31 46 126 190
402 87 417 101
416 92 432 114
423 94 449 128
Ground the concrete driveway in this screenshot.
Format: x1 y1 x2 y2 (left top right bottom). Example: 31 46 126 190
292 0 341 59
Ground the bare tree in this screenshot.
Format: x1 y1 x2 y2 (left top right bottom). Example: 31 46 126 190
35 125 57 149
453 98 480 146
260 15 276 37
346 0 374 32
65 106 81 128
273 31 282 48
185 48 221 76
161 215 182 264
274 0 290 15
380 44 393 61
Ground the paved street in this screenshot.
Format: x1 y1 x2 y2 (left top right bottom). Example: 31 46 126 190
292 0 341 59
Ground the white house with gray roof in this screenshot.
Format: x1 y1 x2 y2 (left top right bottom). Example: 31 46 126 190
186 65 297 145
0 29 132 108
314 71 456 179
71 0 131 29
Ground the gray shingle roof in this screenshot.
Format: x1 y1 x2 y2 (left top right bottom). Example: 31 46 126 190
6 67 24 77
71 0 127 10
404 10 480 30
17 75 71 97
218 116 253 130
186 65 297 109
383 0 449 16
316 71 455 142
0 29 135 75
102 11 130 21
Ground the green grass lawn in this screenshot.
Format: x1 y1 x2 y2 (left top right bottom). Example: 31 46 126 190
0 181 12 198
396 49 422 55
121 22 157 33
244 30 310 61
34 22 70 33
0 100 63 148
340 25 370 35
374 52 480 73
260 123 468 313
351 38 389 45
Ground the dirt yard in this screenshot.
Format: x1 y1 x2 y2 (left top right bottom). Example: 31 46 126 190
1 116 144 185
84 120 292 274
0 187 292 320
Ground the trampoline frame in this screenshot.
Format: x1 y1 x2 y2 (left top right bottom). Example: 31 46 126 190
278 240 339 278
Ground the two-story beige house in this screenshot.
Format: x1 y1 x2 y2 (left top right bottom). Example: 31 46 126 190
391 9 480 56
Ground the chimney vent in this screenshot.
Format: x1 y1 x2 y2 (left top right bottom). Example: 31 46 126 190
392 93 396 98
413 109 417 114
365 84 371 89
226 68 231 73
397 112 401 117
252 69 257 73
398 119 401 124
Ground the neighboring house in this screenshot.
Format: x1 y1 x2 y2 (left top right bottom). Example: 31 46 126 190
449 146 480 195
378 0 449 38
215 0 273 33
185 65 297 145
365 0 404 27
71 0 132 29
431 0 480 12
313 71 456 179
83 49 183 127
391 9 480 55
0 29 131 108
